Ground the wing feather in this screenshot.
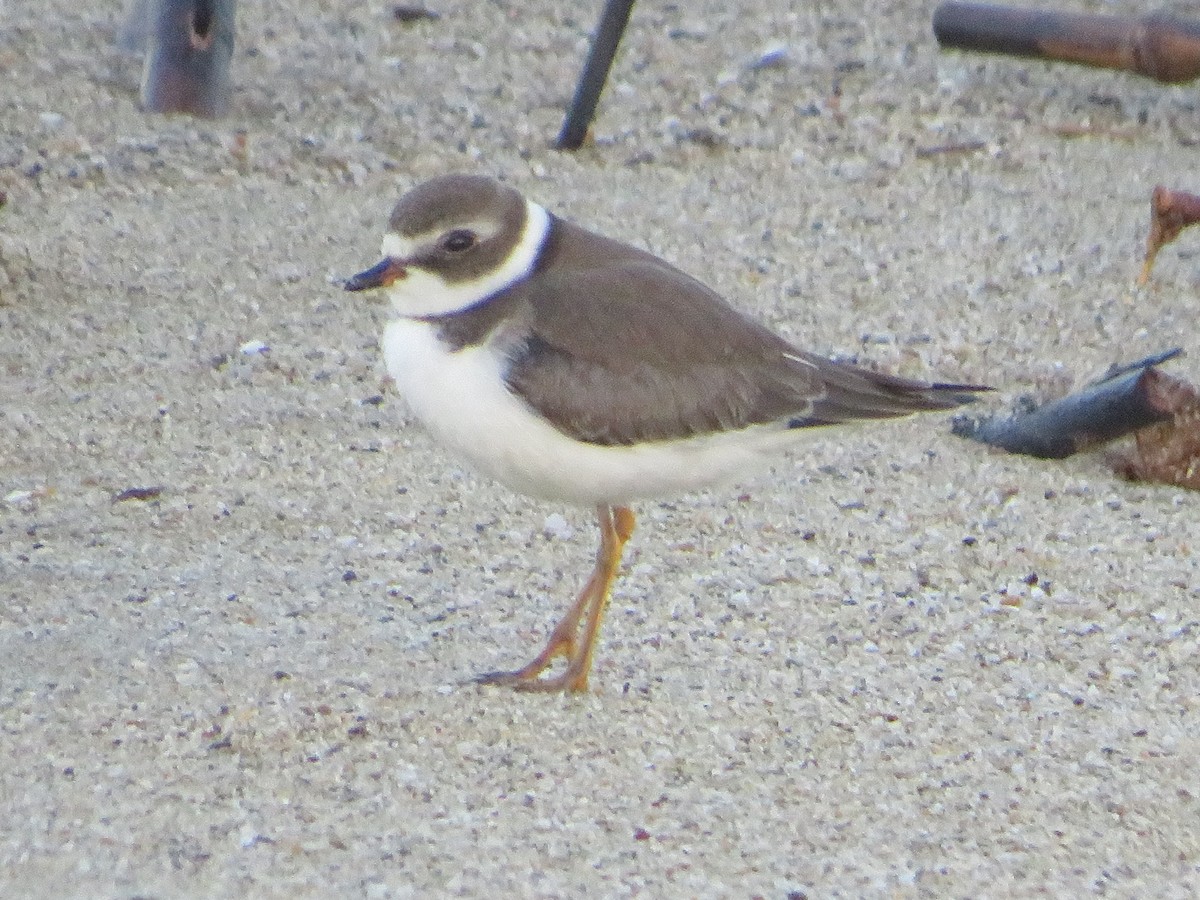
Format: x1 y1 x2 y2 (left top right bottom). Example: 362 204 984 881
503 259 979 446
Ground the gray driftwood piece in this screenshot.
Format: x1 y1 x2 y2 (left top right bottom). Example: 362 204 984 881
952 349 1183 459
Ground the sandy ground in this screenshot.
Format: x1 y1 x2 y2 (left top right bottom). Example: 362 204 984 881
3 0 1200 896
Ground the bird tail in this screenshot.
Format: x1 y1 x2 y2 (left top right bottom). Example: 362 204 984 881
791 355 990 428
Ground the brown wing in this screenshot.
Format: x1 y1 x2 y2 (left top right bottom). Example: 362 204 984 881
504 259 980 446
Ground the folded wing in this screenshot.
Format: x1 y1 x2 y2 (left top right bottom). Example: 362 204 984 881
505 260 982 447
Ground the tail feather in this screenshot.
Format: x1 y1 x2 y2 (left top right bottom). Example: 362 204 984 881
792 357 989 428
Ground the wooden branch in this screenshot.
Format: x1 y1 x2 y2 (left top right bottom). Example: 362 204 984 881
933 3 1200 85
1138 186 1200 285
138 0 237 118
952 350 1184 459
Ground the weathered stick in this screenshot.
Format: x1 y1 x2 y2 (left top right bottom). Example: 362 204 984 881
933 2 1200 85
555 0 636 151
1138 186 1200 285
952 350 1184 459
136 0 237 118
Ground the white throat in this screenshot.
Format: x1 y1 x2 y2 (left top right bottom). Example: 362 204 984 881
381 200 551 318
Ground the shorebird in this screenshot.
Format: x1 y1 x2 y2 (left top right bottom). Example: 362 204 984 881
345 174 982 692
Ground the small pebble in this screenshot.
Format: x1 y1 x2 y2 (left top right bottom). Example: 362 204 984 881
747 43 790 71
542 512 573 540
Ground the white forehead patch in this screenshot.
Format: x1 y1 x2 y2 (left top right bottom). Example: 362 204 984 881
380 217 506 259
380 200 551 318
380 232 416 260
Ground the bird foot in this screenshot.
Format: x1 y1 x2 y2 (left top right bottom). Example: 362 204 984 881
473 662 590 693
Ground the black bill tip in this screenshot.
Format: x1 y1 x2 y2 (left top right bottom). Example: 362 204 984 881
344 258 405 292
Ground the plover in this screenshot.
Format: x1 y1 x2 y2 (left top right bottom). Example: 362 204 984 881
345 174 982 692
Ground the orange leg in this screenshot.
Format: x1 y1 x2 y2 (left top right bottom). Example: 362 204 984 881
475 504 635 693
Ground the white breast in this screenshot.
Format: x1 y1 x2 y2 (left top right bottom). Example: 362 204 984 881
382 319 803 506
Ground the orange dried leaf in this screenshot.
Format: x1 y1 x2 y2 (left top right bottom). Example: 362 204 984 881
1138 185 1200 285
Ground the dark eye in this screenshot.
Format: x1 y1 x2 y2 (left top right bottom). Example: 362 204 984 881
441 229 476 253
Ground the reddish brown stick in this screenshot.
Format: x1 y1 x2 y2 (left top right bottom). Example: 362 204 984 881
933 3 1200 85
1110 371 1200 490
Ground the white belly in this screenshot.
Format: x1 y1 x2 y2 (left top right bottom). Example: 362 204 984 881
382 318 797 506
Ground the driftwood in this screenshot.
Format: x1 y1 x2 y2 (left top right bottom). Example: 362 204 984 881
122 0 236 118
952 350 1183 459
933 3 1200 85
1138 186 1200 285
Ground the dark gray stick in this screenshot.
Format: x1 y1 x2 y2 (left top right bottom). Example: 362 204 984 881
952 350 1184 459
555 0 636 150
